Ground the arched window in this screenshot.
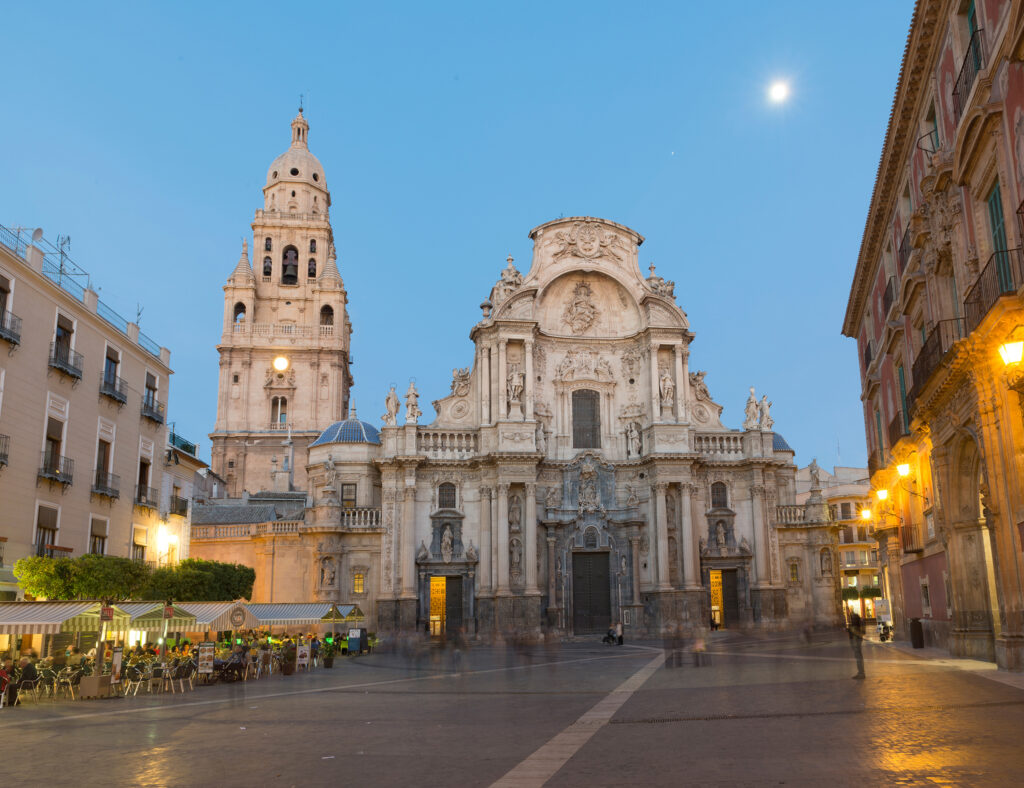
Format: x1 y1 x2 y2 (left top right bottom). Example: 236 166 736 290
572 389 601 448
320 305 334 326
308 258 317 278
271 396 288 425
711 482 728 508
352 573 365 594
281 246 298 285
438 483 456 509
264 237 272 251
263 257 272 277
309 239 317 253
233 303 246 323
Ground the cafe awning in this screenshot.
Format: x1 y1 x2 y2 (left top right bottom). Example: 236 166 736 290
246 603 333 627
0 601 131 635
117 602 198 632
322 604 366 624
177 602 259 631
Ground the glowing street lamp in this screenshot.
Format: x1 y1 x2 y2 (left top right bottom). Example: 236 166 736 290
273 356 289 372
999 340 1024 366
896 463 911 477
876 489 888 501
860 508 872 520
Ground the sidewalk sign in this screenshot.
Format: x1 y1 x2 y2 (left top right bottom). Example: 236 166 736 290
198 641 215 674
875 599 892 623
297 643 310 669
110 647 124 685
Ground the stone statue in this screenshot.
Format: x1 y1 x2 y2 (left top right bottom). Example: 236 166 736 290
743 387 759 430
323 454 337 488
820 548 832 575
508 494 522 531
416 541 429 562
758 395 773 431
620 555 627 575
320 556 335 587
404 382 421 424
536 423 547 454
466 541 478 563
809 458 821 488
626 485 639 507
739 536 751 554
383 385 400 426
689 370 711 401
506 363 524 403
699 535 707 554
441 525 454 563
715 522 726 548
626 421 642 457
659 370 675 406
545 485 560 509
510 538 523 580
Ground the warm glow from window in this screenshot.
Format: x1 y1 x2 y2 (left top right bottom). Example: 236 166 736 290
999 340 1024 365
896 463 911 477
273 356 289 371
876 489 888 501
861 508 872 520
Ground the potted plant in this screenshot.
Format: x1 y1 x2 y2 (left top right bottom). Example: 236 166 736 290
322 640 337 668
281 641 297 676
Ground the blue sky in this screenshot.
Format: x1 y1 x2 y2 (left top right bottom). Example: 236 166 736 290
1 1 914 469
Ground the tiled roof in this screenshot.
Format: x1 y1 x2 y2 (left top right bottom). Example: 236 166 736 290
311 419 381 446
773 433 794 452
190 504 278 525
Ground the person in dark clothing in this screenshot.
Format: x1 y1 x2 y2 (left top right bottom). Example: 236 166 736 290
848 612 865 679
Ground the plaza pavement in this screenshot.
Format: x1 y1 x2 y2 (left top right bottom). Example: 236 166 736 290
1 631 1022 787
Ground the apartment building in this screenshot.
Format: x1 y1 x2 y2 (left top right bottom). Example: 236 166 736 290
0 224 175 599
843 0 1024 668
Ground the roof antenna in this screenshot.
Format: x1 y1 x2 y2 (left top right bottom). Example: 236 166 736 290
136 303 144 326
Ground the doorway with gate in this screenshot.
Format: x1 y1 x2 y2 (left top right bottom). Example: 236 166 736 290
572 552 611 634
428 575 464 637
703 561 750 628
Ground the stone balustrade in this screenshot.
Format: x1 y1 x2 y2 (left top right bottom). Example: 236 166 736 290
693 432 744 457
341 507 382 529
417 429 478 459
775 505 804 524
191 521 301 540
230 322 314 338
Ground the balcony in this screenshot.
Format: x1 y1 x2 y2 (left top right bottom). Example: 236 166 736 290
964 248 1024 333
417 429 479 459
897 226 912 275
0 433 8 467
169 495 189 517
341 507 382 530
99 374 128 405
901 521 924 553
887 411 909 447
141 396 165 424
48 342 83 380
36 543 73 559
868 448 882 477
953 28 985 123
267 421 291 431
38 451 74 486
91 469 121 499
908 318 965 411
169 429 198 456
135 485 159 509
0 309 22 346
883 276 898 317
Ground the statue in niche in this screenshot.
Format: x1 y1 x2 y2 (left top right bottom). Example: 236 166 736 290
743 387 759 430
562 281 599 334
506 363 524 403
715 522 726 548
320 556 336 587
405 381 421 424
441 525 454 563
758 395 773 431
666 493 676 531
508 494 522 531
383 385 400 425
510 539 523 583
659 369 675 406
536 423 547 454
579 474 599 513
820 548 832 576
626 421 642 457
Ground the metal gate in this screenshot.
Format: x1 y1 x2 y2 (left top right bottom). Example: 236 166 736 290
723 569 740 627
572 553 611 634
445 576 463 635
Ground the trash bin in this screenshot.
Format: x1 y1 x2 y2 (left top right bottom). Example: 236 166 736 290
910 617 924 649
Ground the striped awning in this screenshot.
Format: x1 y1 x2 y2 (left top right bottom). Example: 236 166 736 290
0 601 131 635
247 603 333 627
177 602 259 631
322 604 366 624
116 602 198 632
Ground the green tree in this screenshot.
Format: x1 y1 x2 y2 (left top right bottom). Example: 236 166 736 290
74 554 151 599
13 556 78 599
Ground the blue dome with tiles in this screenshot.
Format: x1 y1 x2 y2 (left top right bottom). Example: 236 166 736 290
311 408 380 446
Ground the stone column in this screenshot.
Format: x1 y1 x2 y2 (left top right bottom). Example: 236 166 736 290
525 483 539 593
496 483 510 592
673 345 686 423
524 339 534 421
649 342 661 423
402 483 417 597
491 485 499 591
654 482 671 590
751 485 767 584
478 486 492 591
630 534 642 604
497 339 507 421
680 483 699 589
546 533 557 607
480 345 491 425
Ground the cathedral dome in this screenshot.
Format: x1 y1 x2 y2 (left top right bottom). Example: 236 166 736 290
265 110 329 195
311 409 380 446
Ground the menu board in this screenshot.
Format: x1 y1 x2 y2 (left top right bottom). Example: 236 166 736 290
297 644 310 668
197 642 216 674
110 648 124 685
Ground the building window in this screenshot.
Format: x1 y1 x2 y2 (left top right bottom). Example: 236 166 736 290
341 483 356 509
0 273 11 317
841 502 852 520
282 246 299 284
264 237 272 252
320 305 334 326
438 482 456 509
307 258 316 278
789 563 800 583
263 257 272 277
271 396 288 426
35 505 59 555
921 579 932 616
353 573 364 594
145 373 158 408
571 389 600 448
871 549 878 563
104 346 120 387
131 527 147 562
90 517 107 555
309 239 317 253
711 482 728 509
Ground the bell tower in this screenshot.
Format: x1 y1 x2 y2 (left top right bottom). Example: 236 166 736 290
210 110 353 496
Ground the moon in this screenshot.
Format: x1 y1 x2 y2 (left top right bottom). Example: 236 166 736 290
768 80 791 104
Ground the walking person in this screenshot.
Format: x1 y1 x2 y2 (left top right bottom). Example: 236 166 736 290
615 620 624 646
848 611 866 679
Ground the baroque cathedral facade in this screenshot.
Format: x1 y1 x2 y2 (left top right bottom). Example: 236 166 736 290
195 114 841 636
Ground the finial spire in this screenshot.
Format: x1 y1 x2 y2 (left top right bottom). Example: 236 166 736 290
291 109 309 148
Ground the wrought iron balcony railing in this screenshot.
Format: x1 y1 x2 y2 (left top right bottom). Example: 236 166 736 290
908 318 965 412
169 495 189 517
38 451 74 485
0 433 9 466
0 309 22 346
91 469 121 498
135 485 159 509
35 542 73 559
901 521 924 553
141 397 165 424
99 374 128 405
897 225 912 274
48 342 83 379
964 247 1024 333
883 276 898 317
953 28 985 122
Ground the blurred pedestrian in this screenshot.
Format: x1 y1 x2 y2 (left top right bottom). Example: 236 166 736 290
848 612 865 679
615 620 624 646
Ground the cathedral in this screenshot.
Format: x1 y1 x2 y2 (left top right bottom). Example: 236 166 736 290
195 113 842 636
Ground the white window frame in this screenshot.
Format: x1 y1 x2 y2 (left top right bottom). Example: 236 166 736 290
34 500 61 548
96 417 116 475
88 514 109 555
42 392 69 454
52 309 78 351
103 341 122 380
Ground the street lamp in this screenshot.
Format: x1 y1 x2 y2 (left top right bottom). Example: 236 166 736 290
860 508 872 520
896 463 911 477
273 355 289 372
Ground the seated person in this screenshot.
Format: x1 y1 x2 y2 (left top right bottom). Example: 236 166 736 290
17 657 38 688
